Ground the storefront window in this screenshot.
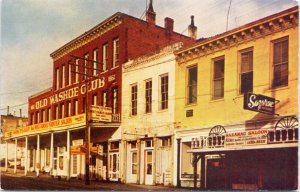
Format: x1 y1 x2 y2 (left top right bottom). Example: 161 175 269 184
132 152 137 174
181 142 194 178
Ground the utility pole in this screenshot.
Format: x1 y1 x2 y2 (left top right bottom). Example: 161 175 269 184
70 55 102 185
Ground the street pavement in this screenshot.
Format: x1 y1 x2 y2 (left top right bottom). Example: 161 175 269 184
0 168 185 191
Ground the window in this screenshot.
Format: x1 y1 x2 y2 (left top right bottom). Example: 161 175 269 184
83 54 89 80
160 74 168 110
30 113 34 125
162 137 172 147
93 49 98 76
113 38 119 67
102 44 108 71
240 48 253 94
47 108 51 121
112 88 118 114
93 94 97 106
132 152 137 174
187 66 197 104
75 59 79 83
41 110 45 122
35 111 39 123
74 100 78 115
66 101 71 117
273 37 288 88
62 65 65 88
68 62 72 85
145 80 152 113
56 68 59 90
54 105 58 120
145 140 153 147
102 91 107 107
131 84 137 115
213 57 225 100
60 103 65 118
82 97 86 113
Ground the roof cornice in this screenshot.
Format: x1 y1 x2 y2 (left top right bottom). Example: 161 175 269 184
50 13 123 61
175 6 298 63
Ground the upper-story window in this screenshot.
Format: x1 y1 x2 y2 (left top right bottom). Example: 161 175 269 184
54 105 58 120
240 48 253 94
131 84 138 116
273 37 288 88
62 65 65 88
55 68 59 90
41 110 45 123
112 88 118 114
60 103 65 119
93 94 98 106
145 79 152 113
75 59 79 83
102 91 108 107
213 57 225 100
102 44 108 71
30 113 34 125
187 65 197 104
47 108 51 121
68 61 72 85
93 49 98 76
82 97 86 113
113 38 119 68
160 74 168 110
66 101 71 117
35 111 39 124
74 100 78 115
83 54 89 80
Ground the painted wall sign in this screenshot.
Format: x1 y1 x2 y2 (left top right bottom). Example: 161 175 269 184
4 114 86 139
225 129 268 147
89 105 112 122
33 77 105 110
244 93 276 115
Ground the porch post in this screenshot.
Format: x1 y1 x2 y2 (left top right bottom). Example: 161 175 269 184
193 154 198 189
50 132 54 176
176 138 181 187
36 134 40 177
67 130 70 181
200 154 206 190
25 136 28 176
14 138 17 174
5 141 8 172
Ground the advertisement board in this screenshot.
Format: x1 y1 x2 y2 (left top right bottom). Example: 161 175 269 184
244 93 276 115
225 130 268 147
89 105 112 122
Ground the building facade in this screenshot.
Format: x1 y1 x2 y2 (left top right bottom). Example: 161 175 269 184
3 1 194 183
174 7 298 190
122 42 184 186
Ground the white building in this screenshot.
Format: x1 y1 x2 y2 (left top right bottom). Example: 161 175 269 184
121 43 183 186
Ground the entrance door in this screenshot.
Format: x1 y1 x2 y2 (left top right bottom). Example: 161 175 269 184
145 150 153 185
206 158 226 190
57 147 66 176
109 152 119 181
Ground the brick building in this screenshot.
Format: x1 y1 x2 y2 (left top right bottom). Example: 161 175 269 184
3 1 195 182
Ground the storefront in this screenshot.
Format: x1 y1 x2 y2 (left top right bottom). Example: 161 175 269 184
187 116 298 190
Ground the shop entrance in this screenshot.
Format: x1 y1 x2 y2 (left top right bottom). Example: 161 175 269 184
109 152 119 181
144 150 153 185
206 157 226 189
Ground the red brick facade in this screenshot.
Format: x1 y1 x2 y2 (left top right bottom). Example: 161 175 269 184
28 12 195 125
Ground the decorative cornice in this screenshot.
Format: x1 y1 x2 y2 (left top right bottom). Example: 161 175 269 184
176 7 298 64
28 87 52 99
50 13 123 61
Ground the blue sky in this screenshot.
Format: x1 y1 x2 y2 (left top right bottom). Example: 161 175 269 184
0 0 297 116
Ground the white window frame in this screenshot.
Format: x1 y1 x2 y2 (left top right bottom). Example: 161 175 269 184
113 38 119 68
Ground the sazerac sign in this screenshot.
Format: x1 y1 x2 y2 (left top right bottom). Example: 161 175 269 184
89 105 112 122
243 93 277 115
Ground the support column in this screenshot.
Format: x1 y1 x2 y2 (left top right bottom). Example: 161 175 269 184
14 138 17 174
67 130 70 181
176 138 181 188
153 137 157 185
5 141 8 172
200 154 206 190
137 139 141 184
25 136 28 176
36 134 40 177
50 133 54 176
193 154 198 189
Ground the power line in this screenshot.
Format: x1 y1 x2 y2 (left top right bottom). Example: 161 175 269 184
226 0 232 31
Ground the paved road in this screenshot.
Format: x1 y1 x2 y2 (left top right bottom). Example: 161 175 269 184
1 170 183 191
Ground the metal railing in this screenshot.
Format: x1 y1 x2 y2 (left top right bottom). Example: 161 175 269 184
268 128 298 143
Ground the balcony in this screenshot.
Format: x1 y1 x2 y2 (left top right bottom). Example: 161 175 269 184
112 113 121 123
268 128 298 143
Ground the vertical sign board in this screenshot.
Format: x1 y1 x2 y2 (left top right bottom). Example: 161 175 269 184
89 105 112 122
244 93 276 115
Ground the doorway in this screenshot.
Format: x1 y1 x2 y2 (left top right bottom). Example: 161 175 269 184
144 150 153 185
206 158 226 189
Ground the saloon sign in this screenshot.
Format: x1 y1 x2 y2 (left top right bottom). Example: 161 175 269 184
244 93 276 115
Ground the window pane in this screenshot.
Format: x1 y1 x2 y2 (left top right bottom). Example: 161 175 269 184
188 66 197 104
214 59 224 78
241 72 253 94
213 58 224 99
273 39 288 88
214 79 224 99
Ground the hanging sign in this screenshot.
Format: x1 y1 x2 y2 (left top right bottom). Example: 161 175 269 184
89 105 112 122
244 93 276 115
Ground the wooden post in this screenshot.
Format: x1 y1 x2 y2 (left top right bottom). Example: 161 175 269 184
36 135 40 177
50 133 54 176
14 138 17 174
200 154 206 190
193 154 198 189
67 130 70 181
5 141 8 172
25 136 28 176
176 138 181 187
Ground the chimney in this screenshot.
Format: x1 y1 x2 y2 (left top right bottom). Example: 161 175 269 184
188 15 197 39
146 0 156 25
165 17 174 33
20 109 22 118
7 106 9 115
